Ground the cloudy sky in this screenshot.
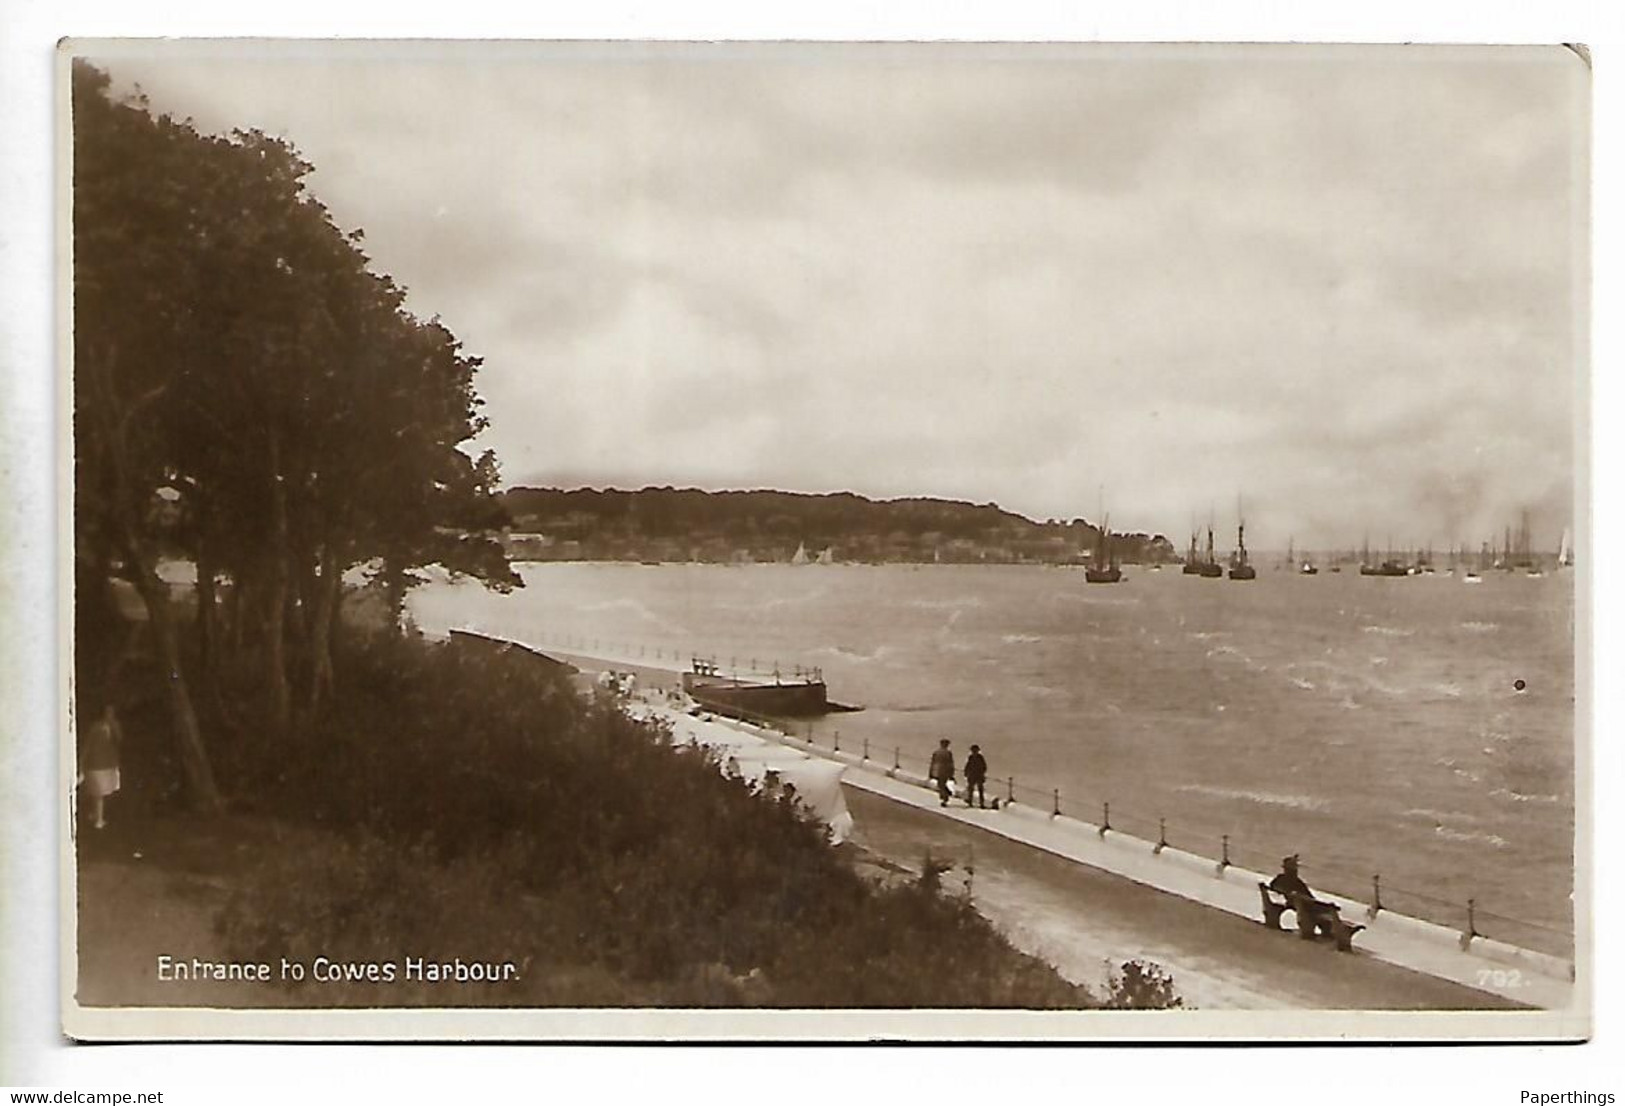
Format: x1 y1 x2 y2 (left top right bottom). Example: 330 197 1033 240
89 42 1586 551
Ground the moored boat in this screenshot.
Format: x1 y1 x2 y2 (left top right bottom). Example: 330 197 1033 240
1085 510 1122 583
1182 531 1204 575
1198 524 1224 577
682 657 860 718
1229 518 1256 580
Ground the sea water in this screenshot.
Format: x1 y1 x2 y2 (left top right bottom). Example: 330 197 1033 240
410 562 1577 956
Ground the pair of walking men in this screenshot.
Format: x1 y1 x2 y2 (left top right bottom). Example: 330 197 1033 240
927 738 987 808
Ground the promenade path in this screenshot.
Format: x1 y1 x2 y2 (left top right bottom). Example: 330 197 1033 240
843 786 1520 1011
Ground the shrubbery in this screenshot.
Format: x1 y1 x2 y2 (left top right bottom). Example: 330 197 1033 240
214 630 1099 1007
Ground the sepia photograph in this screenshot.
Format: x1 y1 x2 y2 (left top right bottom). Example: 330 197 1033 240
58 38 1589 1041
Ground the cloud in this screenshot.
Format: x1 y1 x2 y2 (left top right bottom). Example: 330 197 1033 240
93 44 1585 549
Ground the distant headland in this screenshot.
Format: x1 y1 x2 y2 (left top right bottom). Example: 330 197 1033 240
499 486 1175 566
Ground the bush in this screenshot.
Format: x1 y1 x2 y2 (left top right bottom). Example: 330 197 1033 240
211 630 1098 1008
1105 959 1185 1010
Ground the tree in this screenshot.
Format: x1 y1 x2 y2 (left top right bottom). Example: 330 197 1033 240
73 60 519 804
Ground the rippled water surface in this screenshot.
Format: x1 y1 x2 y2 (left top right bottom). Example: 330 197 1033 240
411 562 1577 954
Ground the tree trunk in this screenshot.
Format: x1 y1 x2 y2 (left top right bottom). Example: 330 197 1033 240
128 560 224 813
195 532 218 693
225 572 247 660
86 339 222 813
264 432 292 735
381 555 407 636
306 542 342 716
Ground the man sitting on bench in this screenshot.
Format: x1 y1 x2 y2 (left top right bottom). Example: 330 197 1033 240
1269 855 1342 940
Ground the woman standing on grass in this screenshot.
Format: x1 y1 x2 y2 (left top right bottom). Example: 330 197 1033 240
79 704 123 830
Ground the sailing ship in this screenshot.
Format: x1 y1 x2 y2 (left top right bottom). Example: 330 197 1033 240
815 547 834 566
1085 512 1122 584
1198 524 1224 577
1229 519 1257 580
1182 530 1204 575
790 542 810 566
1359 536 1408 577
1558 527 1574 569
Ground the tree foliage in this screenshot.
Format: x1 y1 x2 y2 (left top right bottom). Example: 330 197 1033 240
502 485 1177 564
73 60 518 807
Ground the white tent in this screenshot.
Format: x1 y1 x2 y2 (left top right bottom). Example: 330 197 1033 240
638 706 854 844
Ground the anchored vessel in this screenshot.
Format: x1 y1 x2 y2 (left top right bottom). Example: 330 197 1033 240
1182 531 1204 575
1229 520 1257 580
681 657 861 719
1085 511 1122 583
1197 524 1224 577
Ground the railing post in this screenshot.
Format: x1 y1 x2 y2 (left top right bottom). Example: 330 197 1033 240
893 746 901 771
862 737 869 761
1006 777 1015 805
1052 789 1061 817
1460 898 1480 950
1154 817 1167 855
1368 875 1383 920
833 730 841 753
1099 801 1111 837
1217 834 1231 874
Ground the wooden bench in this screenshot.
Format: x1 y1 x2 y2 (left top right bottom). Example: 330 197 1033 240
1258 883 1366 952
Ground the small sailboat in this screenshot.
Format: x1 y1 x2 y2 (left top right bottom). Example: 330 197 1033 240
1462 541 1487 584
1558 527 1574 569
790 542 810 566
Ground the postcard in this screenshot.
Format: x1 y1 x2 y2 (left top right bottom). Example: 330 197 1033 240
58 38 1590 1041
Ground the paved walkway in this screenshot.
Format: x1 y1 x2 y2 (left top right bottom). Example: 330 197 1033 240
842 788 1522 1011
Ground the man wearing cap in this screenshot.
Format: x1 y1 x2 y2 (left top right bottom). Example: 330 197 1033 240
963 744 988 808
1269 855 1340 938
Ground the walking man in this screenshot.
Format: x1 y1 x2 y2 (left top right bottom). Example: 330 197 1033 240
927 739 955 807
964 744 988 808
